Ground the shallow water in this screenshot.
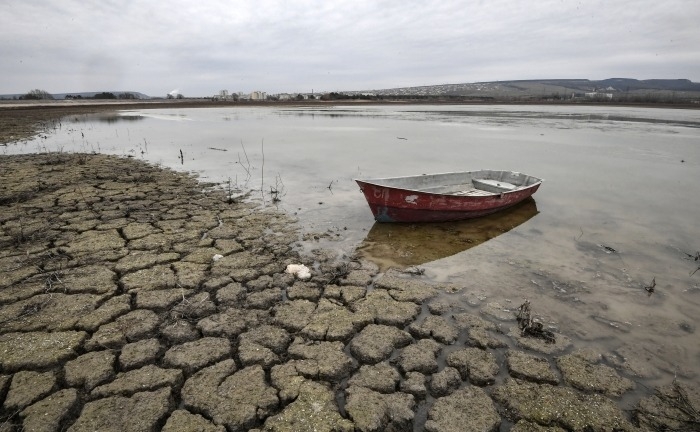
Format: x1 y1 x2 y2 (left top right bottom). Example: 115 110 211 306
4 103 700 386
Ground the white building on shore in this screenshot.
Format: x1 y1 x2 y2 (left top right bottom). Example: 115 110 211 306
251 91 267 100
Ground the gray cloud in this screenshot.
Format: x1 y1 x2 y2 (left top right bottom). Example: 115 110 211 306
1 0 698 96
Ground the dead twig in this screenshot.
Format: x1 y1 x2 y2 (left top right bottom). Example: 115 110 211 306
269 174 286 203
327 263 352 285
516 300 556 344
260 139 265 203
633 379 700 431
681 250 700 261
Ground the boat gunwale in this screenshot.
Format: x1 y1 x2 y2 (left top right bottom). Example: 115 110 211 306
354 170 543 198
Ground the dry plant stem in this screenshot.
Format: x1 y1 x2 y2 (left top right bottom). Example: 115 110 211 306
261 138 265 203
237 141 252 186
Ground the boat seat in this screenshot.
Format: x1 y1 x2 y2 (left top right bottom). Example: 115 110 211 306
472 178 518 193
453 189 494 196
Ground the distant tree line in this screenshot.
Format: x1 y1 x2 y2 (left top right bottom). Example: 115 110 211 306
320 92 377 101
89 92 138 99
19 89 54 100
20 90 140 100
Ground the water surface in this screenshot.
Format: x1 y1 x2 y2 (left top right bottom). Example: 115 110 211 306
5 104 700 386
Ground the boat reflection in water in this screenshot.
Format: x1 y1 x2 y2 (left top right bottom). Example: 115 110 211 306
356 198 538 270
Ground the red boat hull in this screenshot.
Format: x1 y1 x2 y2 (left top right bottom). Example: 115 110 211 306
356 180 541 223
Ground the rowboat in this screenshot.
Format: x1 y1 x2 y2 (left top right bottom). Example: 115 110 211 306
355 170 543 222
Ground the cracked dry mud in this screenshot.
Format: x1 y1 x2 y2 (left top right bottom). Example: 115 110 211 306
1 153 697 432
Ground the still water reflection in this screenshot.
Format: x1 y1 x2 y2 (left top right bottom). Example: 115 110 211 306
358 198 538 269
4 104 700 387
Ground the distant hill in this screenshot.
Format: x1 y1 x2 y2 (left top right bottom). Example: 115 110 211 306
0 91 150 100
348 79 700 102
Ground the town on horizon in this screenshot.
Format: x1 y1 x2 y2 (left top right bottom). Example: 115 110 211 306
2 78 700 105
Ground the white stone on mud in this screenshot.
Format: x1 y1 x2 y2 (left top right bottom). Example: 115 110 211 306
285 263 312 280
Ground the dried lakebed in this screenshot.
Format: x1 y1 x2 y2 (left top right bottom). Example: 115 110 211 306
1 154 698 432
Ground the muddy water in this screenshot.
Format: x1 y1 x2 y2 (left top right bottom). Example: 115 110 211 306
4 104 700 386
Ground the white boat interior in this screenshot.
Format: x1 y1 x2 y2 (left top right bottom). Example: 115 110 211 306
360 170 543 196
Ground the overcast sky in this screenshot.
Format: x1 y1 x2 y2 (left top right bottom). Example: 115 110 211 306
2 0 698 97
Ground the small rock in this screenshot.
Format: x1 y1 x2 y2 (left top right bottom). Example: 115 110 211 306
285 263 311 280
